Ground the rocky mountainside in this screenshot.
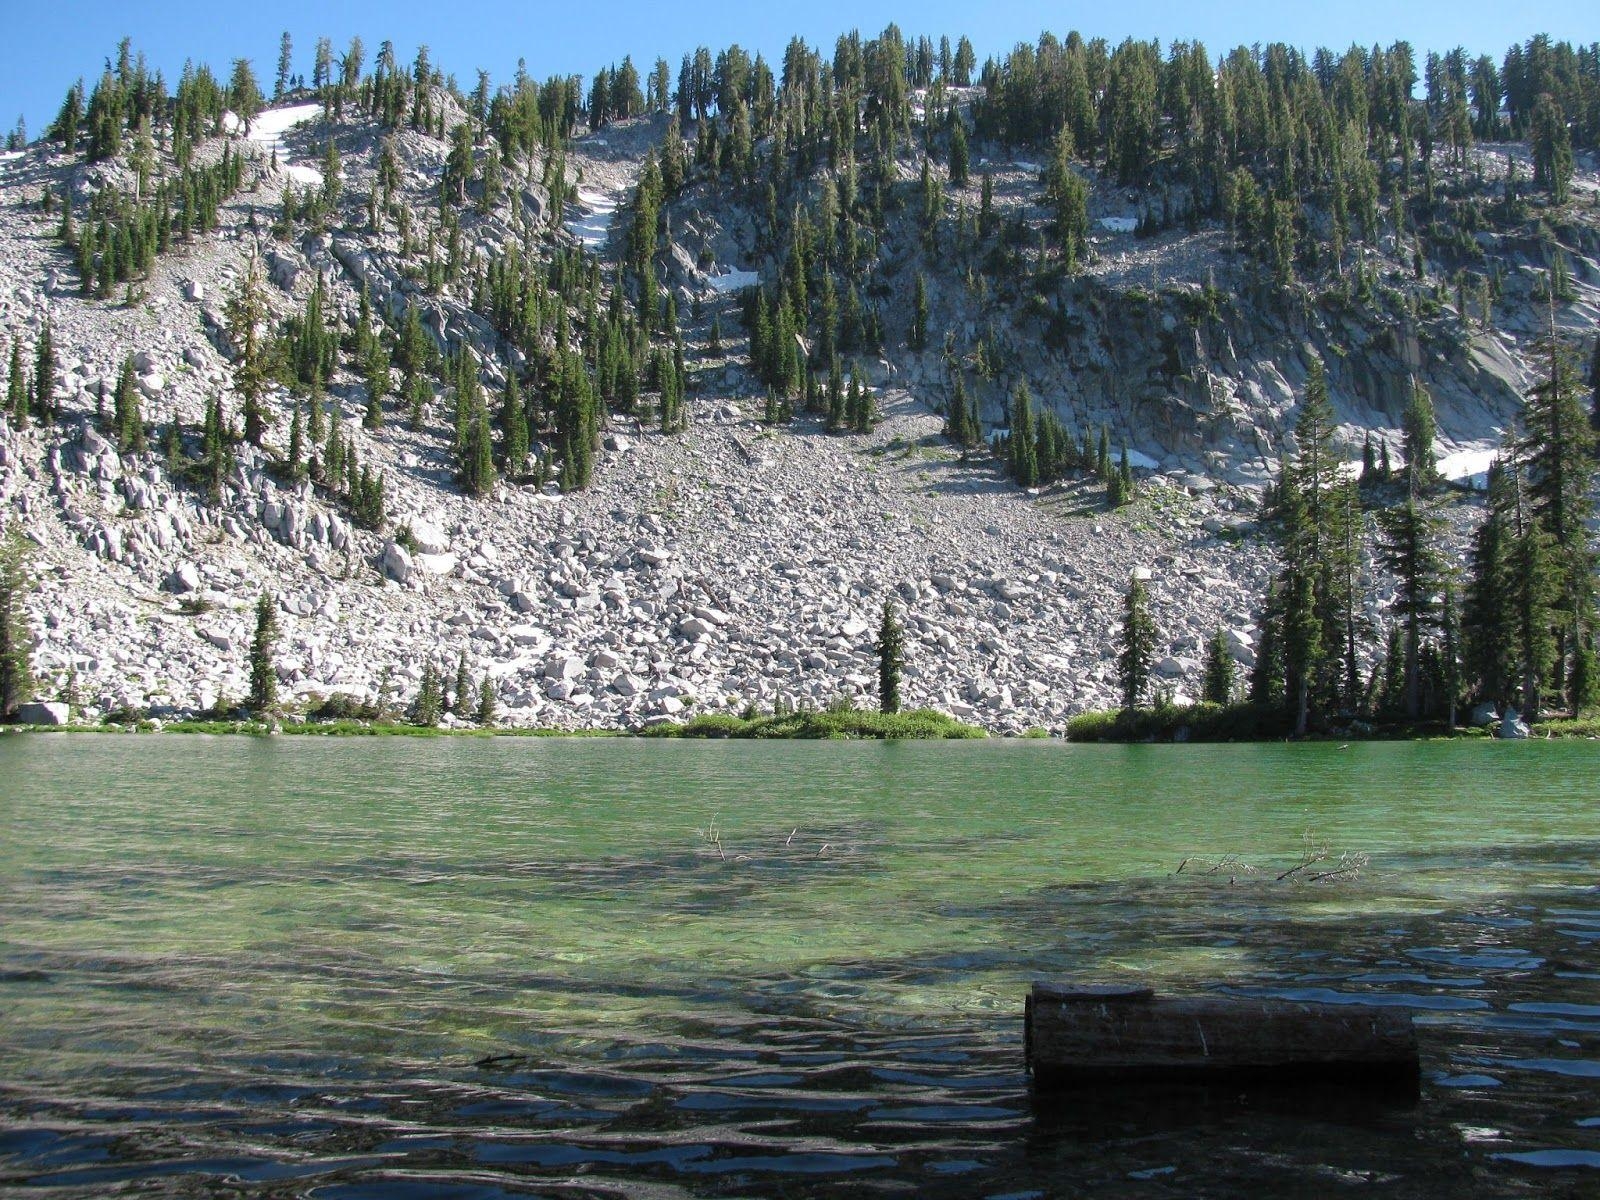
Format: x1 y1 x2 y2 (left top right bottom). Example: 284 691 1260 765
0 53 1596 731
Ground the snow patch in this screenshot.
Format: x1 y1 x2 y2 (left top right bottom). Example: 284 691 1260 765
706 268 759 294
1437 445 1500 490
566 188 618 249
1124 448 1161 470
0 150 22 165
225 102 325 187
1099 217 1139 234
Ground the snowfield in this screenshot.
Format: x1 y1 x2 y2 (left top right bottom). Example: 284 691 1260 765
706 268 759 294
224 103 326 187
567 188 618 249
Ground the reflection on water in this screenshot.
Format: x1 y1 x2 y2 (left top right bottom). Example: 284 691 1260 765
1 736 1599 1197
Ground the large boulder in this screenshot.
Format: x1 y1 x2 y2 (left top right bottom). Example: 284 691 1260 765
1499 709 1531 739
14 701 70 726
408 518 450 555
382 540 414 584
163 563 201 594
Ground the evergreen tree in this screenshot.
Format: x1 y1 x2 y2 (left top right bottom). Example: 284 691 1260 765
910 273 928 351
112 354 146 453
476 673 497 726
1523 333 1597 700
453 652 472 718
248 593 279 715
875 598 904 714
1202 626 1236 705
1530 93 1574 204
225 256 271 445
1377 496 1448 718
1118 572 1158 709
1008 379 1038 487
275 32 293 100
947 116 969 185
32 321 56 425
229 59 264 134
499 373 528 477
7 341 27 429
1401 380 1439 493
0 531 34 718
413 662 443 726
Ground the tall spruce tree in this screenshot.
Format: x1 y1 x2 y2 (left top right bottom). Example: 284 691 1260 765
248 594 279 715
875 598 905 714
0 530 34 718
1202 626 1236 705
1377 496 1449 718
1118 572 1158 709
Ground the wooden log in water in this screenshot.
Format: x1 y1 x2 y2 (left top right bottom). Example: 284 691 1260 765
1025 983 1420 1094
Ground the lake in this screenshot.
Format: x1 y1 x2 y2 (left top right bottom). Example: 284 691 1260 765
2 736 1599 1197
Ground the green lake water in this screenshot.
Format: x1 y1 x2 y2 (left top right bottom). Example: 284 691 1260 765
2 735 1599 1197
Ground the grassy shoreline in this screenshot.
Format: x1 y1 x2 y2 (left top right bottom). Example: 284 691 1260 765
8 706 1594 741
1065 701 1595 742
0 708 987 740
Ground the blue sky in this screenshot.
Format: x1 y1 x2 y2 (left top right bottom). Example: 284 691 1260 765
1 1 1593 139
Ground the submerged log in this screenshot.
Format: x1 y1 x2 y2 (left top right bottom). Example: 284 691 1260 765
1025 983 1420 1095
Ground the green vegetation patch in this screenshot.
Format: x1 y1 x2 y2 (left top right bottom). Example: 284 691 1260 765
648 708 986 740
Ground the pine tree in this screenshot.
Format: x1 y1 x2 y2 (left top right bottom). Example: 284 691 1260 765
275 32 293 101
875 598 904 715
7 341 27 429
1008 379 1037 487
32 321 56 425
910 273 928 351
476 674 497 726
1401 380 1438 493
0 530 34 718
1202 627 1236 705
226 256 271 445
1377 496 1448 718
229 59 264 134
112 354 145 453
1118 572 1158 709
453 652 472 718
248 594 279 715
947 116 969 185
499 374 528 478
413 662 443 726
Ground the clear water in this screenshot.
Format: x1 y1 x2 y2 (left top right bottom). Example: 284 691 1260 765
2 736 1599 1197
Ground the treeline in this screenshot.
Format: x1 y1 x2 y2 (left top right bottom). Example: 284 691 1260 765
1114 335 1598 729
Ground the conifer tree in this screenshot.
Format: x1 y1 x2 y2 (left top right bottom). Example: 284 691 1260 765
0 530 34 719
1202 627 1236 704
226 256 271 445
413 662 443 726
112 355 146 453
453 652 472 718
1118 572 1158 709
476 673 497 726
229 59 264 134
499 373 528 477
248 593 279 715
948 116 969 185
911 273 928 351
875 598 904 715
275 32 293 101
7 341 27 430
33 321 56 425
1377 496 1448 718
1401 380 1438 493
1008 379 1038 487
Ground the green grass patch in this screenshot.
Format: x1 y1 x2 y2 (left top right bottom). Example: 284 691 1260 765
647 708 987 740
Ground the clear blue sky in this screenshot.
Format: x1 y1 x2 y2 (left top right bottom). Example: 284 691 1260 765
1 0 1593 139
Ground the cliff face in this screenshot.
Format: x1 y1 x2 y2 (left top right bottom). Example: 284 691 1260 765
0 101 1593 729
